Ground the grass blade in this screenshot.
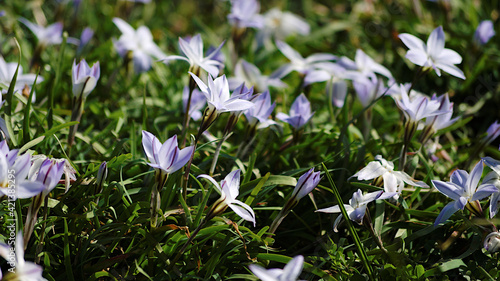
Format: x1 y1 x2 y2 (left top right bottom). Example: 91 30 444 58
321 162 374 280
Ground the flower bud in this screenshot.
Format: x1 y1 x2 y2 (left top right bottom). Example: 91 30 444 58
484 232 500 253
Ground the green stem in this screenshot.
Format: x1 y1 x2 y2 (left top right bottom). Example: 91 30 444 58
321 163 375 280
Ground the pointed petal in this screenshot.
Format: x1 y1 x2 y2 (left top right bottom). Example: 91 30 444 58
112 17 136 36
399 33 426 51
198 174 222 194
427 26 445 58
432 180 462 201
229 200 256 226
168 145 194 174
281 255 304 280
466 160 484 195
434 201 460 226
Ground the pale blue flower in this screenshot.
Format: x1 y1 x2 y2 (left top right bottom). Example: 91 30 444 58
276 93 314 130
163 34 224 76
189 73 254 114
338 49 393 80
399 26 465 79
291 168 320 201
474 20 495 45
142 131 195 176
228 0 264 29
352 75 386 108
19 18 63 46
0 141 45 199
198 170 256 226
424 93 458 132
317 189 395 231
249 255 304 281
112 18 166 73
72 59 100 98
482 156 500 218
394 84 449 123
484 121 500 146
244 90 276 130
272 40 336 78
304 62 347 108
228 59 286 92
432 160 498 226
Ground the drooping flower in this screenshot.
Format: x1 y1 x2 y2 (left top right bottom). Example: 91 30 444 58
198 170 256 226
276 93 314 130
228 59 286 92
399 26 465 79
162 34 224 77
249 255 304 281
317 189 395 231
142 131 195 177
352 155 428 199
0 232 44 281
257 8 310 47
19 18 63 46
227 0 264 29
474 20 495 45
271 41 336 78
432 160 498 226
112 17 166 73
72 59 100 98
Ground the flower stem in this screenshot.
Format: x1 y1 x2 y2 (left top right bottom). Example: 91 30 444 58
181 70 198 148
167 218 206 271
209 133 231 176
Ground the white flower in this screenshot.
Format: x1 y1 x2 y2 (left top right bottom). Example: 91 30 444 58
271 41 336 78
198 170 256 226
257 8 310 47
249 255 304 281
162 34 224 77
0 232 45 280
0 56 44 100
72 59 100 98
112 17 166 73
19 18 63 46
317 189 395 231
352 155 428 199
399 26 465 79
228 59 286 92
